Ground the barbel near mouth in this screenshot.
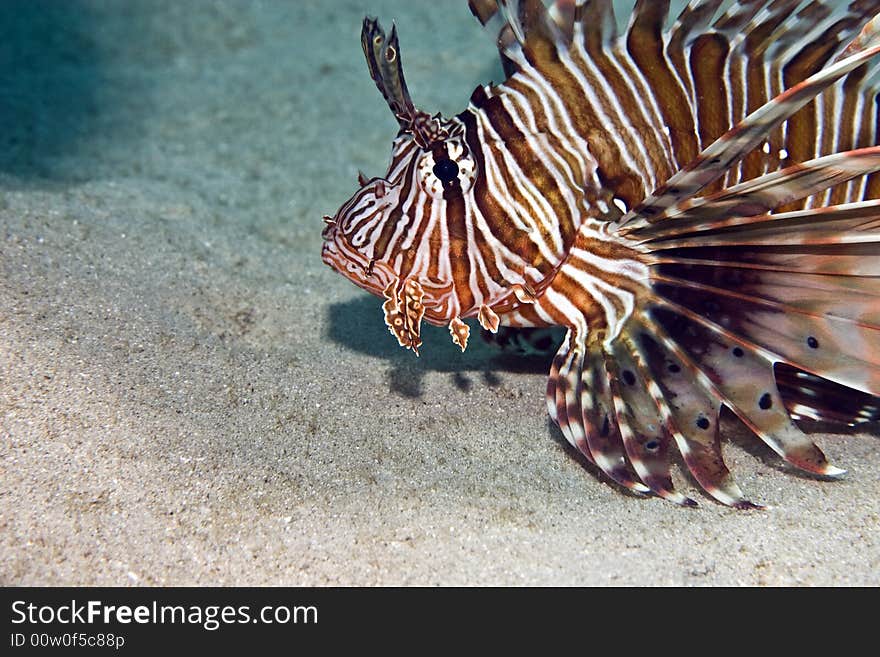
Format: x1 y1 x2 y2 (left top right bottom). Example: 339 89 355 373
321 215 337 241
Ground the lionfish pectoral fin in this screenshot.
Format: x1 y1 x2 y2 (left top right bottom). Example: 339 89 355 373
620 114 880 500
382 278 425 356
547 319 764 506
776 364 880 427
449 317 470 352
625 318 763 509
547 328 653 497
641 303 845 478
640 152 880 407
604 337 697 506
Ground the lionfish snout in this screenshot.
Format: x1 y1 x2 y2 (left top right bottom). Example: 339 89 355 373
320 191 395 296
319 211 350 269
321 215 337 242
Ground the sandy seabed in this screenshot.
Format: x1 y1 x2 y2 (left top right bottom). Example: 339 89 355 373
1 0 878 586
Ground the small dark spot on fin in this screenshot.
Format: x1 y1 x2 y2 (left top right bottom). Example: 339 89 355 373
759 393 772 410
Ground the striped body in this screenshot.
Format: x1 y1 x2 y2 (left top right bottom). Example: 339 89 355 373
322 1 880 506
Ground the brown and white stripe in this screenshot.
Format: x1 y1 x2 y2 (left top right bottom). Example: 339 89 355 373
323 1 880 506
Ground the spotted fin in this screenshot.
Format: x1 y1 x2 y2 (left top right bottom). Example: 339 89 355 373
538 6 880 506
643 158 880 400
581 174 880 505
775 364 880 426
629 325 760 508
547 329 650 493
642 306 844 477
605 337 695 505
544 323 758 507
578 340 651 493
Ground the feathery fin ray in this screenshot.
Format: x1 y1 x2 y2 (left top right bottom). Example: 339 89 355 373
533 3 880 505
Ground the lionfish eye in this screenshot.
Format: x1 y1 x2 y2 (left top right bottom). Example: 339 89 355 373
432 158 459 184
415 138 476 198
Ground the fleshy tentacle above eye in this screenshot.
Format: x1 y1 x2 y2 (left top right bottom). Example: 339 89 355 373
361 17 448 148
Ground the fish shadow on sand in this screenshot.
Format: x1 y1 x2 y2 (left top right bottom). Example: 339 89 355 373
325 296 880 493
327 295 641 494
325 294 554 399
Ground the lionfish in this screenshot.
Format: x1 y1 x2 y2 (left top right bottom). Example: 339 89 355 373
321 0 880 507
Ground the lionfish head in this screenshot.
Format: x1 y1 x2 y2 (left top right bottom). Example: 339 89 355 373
322 17 481 330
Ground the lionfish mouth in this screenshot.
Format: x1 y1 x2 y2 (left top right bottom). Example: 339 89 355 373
320 232 393 299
